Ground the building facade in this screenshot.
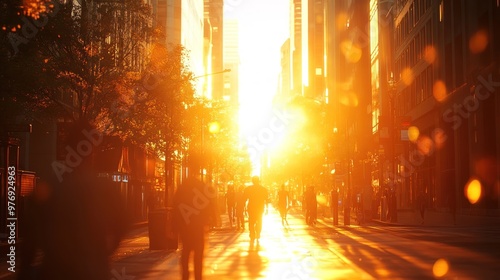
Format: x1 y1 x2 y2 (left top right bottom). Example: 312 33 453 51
223 18 239 106
389 0 500 214
290 0 304 96
204 0 224 100
153 0 204 90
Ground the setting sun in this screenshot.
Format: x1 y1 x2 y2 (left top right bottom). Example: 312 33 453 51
2 1 500 280
225 0 290 174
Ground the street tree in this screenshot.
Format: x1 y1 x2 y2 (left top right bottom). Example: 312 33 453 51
204 100 252 185
107 42 196 204
0 0 153 125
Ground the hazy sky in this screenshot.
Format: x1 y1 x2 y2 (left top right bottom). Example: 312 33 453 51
224 0 290 135
223 0 290 175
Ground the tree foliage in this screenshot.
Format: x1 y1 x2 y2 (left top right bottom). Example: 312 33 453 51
0 0 153 124
1 0 251 187
107 43 196 163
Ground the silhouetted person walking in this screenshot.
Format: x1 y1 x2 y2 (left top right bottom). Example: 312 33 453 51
235 185 246 230
304 186 317 225
226 185 236 228
277 184 289 226
173 171 215 280
18 120 128 280
243 176 268 243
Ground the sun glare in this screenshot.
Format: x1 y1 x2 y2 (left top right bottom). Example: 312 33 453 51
226 0 290 174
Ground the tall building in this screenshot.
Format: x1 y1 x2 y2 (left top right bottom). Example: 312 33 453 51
305 0 327 101
290 0 303 96
202 17 213 98
279 38 292 101
389 0 500 214
222 18 239 106
153 0 181 45
369 0 397 202
152 0 204 90
289 0 331 102
204 0 224 100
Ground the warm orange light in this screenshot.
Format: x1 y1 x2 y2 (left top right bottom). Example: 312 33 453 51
317 194 327 206
465 179 482 204
336 13 349 31
408 126 420 142
23 0 49 19
401 68 414 86
417 136 433 156
469 29 489 54
432 258 449 278
208 121 220 134
315 15 323 24
339 92 359 107
340 40 362 63
433 128 447 150
433 80 447 102
423 45 437 64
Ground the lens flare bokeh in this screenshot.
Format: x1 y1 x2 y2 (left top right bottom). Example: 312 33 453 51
432 258 450 278
465 179 482 204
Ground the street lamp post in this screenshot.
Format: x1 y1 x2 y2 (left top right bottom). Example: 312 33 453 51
192 68 231 183
388 77 398 222
345 117 351 226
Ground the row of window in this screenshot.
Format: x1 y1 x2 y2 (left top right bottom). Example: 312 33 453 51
395 0 433 47
396 66 434 116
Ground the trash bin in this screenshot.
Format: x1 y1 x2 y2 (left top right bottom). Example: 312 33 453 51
148 208 178 250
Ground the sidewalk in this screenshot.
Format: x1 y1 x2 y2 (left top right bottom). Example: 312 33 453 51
110 206 373 279
371 208 500 227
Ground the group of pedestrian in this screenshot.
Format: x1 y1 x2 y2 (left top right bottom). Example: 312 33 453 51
172 175 269 279
18 120 129 280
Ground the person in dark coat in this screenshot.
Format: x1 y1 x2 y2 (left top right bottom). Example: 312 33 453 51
304 186 317 225
18 120 129 280
173 169 215 280
277 184 289 226
234 185 246 230
243 176 268 243
225 185 236 228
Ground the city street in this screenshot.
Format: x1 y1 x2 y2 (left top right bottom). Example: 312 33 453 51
1 206 500 279
1 206 499 279
1 1 500 279
107 207 500 279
